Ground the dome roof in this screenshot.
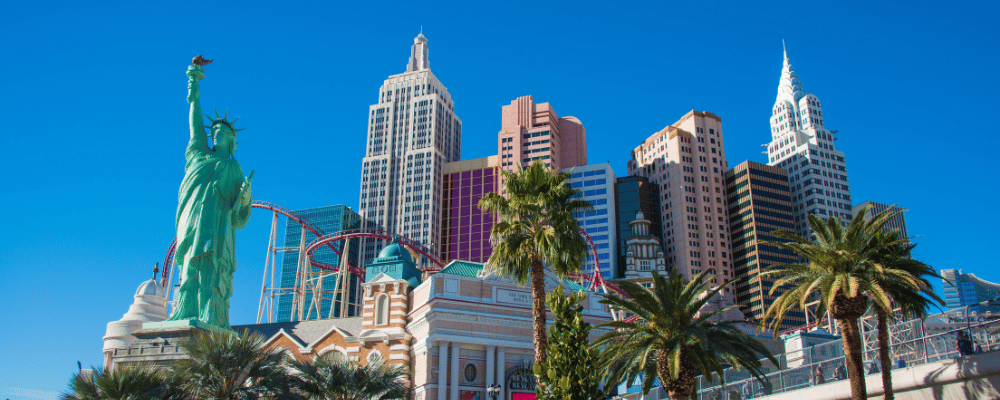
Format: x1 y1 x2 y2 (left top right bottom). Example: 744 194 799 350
377 243 414 263
135 279 166 298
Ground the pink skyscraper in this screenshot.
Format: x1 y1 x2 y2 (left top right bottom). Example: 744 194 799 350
497 95 587 171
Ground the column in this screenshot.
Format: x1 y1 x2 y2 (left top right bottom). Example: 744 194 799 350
496 347 506 400
450 342 461 400
485 346 495 394
438 341 449 400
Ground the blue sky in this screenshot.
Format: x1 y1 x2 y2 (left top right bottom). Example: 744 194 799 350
1 0 997 397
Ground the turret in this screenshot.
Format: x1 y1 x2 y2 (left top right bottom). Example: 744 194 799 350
102 279 169 369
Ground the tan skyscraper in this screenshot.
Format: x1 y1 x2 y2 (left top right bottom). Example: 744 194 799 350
628 111 732 290
497 95 587 171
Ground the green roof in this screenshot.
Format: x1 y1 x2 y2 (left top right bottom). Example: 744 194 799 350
437 260 591 292
437 260 485 277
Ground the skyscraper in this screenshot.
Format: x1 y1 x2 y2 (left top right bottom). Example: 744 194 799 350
628 111 733 289
566 163 618 279
941 269 1000 310
853 200 908 239
615 175 662 278
276 205 361 322
498 95 587 171
440 156 499 264
358 33 462 268
765 45 853 238
725 161 804 329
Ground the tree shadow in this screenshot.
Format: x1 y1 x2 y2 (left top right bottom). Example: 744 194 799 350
920 352 1000 400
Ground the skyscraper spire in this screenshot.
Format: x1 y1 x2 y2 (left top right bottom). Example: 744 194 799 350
776 41 806 103
406 32 430 72
782 39 788 67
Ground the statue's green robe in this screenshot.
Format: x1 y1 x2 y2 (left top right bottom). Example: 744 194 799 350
168 131 250 329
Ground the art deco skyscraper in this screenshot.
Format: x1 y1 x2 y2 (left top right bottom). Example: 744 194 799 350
358 33 462 268
765 46 853 237
628 111 733 290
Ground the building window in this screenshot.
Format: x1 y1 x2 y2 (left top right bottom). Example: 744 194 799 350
465 364 478 382
376 294 389 325
367 350 384 365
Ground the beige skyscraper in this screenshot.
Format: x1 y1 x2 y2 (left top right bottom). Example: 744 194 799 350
628 111 733 290
358 33 462 268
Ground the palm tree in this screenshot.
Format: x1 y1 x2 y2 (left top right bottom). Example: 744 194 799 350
867 229 944 400
761 206 913 400
287 352 408 400
594 270 777 400
61 365 182 400
171 328 298 399
478 160 591 369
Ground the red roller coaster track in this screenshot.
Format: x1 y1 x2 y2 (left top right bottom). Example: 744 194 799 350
304 228 445 272
161 200 366 288
162 200 620 298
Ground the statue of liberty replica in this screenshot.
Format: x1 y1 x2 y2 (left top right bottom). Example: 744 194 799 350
167 56 253 330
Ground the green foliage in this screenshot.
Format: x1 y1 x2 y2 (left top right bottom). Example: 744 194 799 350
594 270 776 399
172 329 299 400
534 286 604 400
60 365 182 400
478 160 592 284
761 205 913 327
868 228 944 318
287 352 408 400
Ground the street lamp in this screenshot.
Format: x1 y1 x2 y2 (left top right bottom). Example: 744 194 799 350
487 384 501 400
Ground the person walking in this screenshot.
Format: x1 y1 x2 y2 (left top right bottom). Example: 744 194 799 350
835 363 847 381
957 331 972 356
812 365 825 385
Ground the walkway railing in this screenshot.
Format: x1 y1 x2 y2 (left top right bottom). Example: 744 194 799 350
692 318 1000 400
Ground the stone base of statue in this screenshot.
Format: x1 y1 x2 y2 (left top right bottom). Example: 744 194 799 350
104 321 211 369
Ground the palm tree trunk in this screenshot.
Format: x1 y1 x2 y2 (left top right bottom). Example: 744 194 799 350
658 347 695 400
839 318 868 400
530 256 548 371
877 309 894 400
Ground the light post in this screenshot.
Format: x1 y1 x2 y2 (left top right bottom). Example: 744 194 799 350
487 384 501 400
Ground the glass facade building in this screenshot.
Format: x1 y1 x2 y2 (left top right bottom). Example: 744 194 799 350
615 175 662 278
941 269 1000 310
440 156 499 263
725 161 804 329
567 163 618 280
276 205 361 322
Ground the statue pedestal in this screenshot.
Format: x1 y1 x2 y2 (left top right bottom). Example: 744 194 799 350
105 321 210 369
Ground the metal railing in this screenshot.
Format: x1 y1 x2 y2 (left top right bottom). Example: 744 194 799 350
691 318 1000 399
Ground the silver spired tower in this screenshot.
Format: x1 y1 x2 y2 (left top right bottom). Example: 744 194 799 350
358 33 462 268
765 45 853 237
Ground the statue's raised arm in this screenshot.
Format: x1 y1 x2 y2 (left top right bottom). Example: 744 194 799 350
186 55 213 150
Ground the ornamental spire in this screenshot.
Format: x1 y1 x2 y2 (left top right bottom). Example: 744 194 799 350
406 31 430 72
782 39 788 67
776 41 807 103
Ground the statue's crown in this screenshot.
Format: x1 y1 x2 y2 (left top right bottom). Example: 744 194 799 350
204 108 245 134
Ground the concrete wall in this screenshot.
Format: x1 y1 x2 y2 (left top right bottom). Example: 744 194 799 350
753 351 1000 400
